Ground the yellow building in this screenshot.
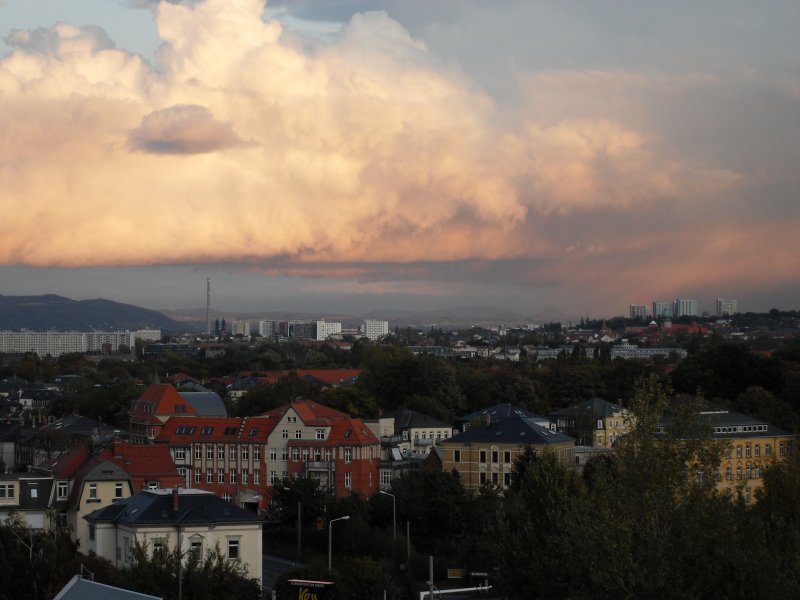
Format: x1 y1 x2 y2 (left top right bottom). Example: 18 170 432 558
551 398 633 447
439 414 575 492
658 409 796 504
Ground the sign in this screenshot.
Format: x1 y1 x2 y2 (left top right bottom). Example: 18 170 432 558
288 579 334 600
447 568 466 579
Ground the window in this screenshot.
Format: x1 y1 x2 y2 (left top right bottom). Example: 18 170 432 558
597 419 603 430
242 471 248 484
295 430 302 439
754 466 760 478
254 470 260 484
242 446 249 461
282 449 289 461
479 472 486 484
746 445 751 458
148 482 159 490
381 471 392 487
292 448 300 462
479 450 487 464
218 446 225 460
492 451 498 463
190 540 203 559
316 429 325 440
736 446 742 458
504 473 511 487
115 483 123 498
152 539 166 555
218 471 225 483
766 444 772 457
57 481 68 499
325 449 332 461
746 465 751 479
269 470 278 485
254 447 261 461
222 492 232 502
175 448 186 460
207 471 213 484
282 429 288 439
207 447 214 460
725 448 732 458
287 416 297 423
492 473 499 485
269 448 277 461
504 451 511 463
345 472 352 490
227 538 241 561
195 470 201 483
780 443 786 456
453 450 461 463
345 449 352 464
725 467 732 480
89 483 98 499
302 448 309 461
230 445 238 460
195 446 202 460
755 444 760 458
736 467 742 480
230 471 237 484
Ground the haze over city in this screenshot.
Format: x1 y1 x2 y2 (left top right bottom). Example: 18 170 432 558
1 0 798 318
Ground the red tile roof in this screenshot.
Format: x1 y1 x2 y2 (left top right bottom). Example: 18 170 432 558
155 415 281 443
100 438 183 486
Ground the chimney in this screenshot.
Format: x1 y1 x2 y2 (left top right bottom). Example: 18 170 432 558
172 486 179 513
113 436 123 459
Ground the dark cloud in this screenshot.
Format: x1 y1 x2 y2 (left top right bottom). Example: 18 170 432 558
129 105 245 154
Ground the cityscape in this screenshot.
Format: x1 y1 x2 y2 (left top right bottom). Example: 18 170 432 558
1 1 799 600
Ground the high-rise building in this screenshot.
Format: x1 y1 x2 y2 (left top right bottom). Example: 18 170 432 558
231 320 250 336
629 305 648 320
315 320 342 341
362 319 389 341
674 298 698 317
716 298 738 317
652 301 673 319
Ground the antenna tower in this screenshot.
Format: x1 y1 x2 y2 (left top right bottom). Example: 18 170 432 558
206 277 211 336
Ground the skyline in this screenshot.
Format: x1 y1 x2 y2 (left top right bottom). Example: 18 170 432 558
1 0 798 317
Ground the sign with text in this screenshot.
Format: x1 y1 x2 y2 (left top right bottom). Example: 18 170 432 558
288 579 334 600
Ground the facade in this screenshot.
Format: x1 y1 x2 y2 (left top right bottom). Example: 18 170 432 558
716 298 738 317
231 320 251 337
440 415 575 492
154 399 380 506
629 304 648 320
315 320 342 341
0 471 55 529
0 330 158 357
362 319 389 341
652 301 673 319
659 410 796 504
610 341 687 360
84 488 263 584
129 384 199 444
551 398 633 448
673 298 698 317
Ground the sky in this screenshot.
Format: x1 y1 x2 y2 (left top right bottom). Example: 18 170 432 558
0 0 798 320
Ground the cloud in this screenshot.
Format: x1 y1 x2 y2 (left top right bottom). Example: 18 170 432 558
0 0 796 314
129 104 246 154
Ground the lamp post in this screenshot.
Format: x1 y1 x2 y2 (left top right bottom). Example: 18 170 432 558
379 490 396 543
328 516 350 572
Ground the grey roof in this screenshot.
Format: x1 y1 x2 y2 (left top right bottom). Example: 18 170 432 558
457 404 543 423
383 408 452 432
85 489 263 527
178 391 227 417
550 398 627 420
0 473 53 510
54 575 162 600
444 417 574 446
660 410 793 440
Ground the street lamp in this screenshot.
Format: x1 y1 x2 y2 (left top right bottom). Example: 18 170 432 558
379 490 396 543
328 515 350 572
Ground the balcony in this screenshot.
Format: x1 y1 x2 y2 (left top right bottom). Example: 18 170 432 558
303 461 335 472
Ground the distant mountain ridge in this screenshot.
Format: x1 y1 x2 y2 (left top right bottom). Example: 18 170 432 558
0 295 182 332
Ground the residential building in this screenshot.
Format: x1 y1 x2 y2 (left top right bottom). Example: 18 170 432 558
0 471 54 529
439 414 575 492
154 398 380 505
652 301 673 319
659 409 796 504
362 319 389 341
84 488 263 584
315 320 342 341
551 398 633 447
456 404 555 433
16 415 121 466
0 330 158 357
716 298 738 317
629 304 648 320
610 340 687 360
673 298 698 317
231 321 251 337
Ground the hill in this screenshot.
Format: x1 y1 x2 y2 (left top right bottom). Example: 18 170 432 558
0 294 183 332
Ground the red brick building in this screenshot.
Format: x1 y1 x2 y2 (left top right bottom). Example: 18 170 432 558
153 398 380 508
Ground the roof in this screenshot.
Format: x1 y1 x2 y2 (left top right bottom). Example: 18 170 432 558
383 408 452 432
457 404 541 423
236 369 361 387
550 398 628 420
178 391 227 417
100 439 183 486
85 488 263 527
54 575 162 600
0 473 53 510
156 416 280 444
659 410 795 440
132 384 197 421
443 417 574 446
